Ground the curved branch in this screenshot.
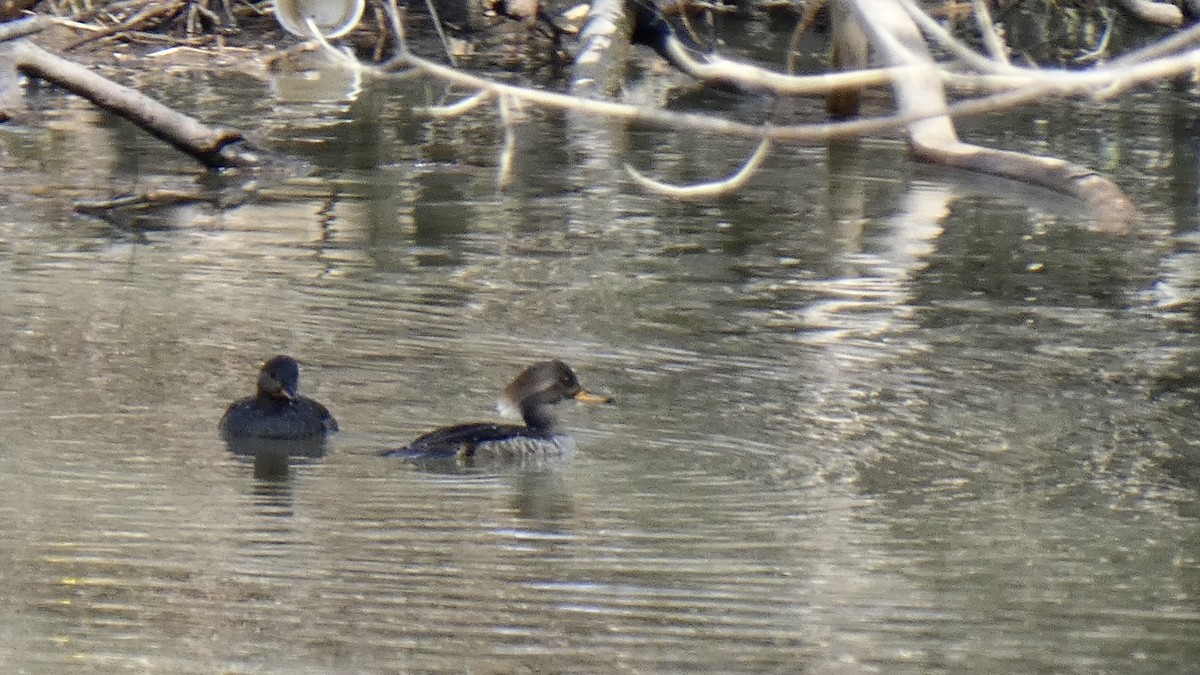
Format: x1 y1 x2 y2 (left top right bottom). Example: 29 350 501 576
624 137 772 199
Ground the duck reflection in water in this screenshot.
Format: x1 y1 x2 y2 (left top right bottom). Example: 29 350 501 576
220 355 339 480
381 360 610 467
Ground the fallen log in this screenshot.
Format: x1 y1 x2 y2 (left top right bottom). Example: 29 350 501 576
0 31 260 169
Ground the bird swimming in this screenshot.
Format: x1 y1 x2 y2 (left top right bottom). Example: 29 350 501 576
219 355 339 441
381 360 610 463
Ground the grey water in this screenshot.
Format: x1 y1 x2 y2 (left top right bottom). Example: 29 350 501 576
2 54 1200 673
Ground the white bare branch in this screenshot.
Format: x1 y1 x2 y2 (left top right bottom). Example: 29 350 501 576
624 137 772 199
415 91 494 118
289 0 1200 221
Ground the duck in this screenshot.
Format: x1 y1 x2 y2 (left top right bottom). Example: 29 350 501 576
219 355 339 440
381 360 610 462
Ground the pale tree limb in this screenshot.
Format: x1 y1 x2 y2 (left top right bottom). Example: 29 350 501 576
414 90 495 117
1111 14 1200 64
970 0 1008 65
322 0 1200 225
586 0 1200 100
848 0 1136 230
898 0 1200 80
0 15 46 42
1110 0 1183 28
497 95 517 189
365 25 1200 144
624 0 824 196
624 137 772 200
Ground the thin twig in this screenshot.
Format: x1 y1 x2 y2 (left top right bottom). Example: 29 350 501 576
421 0 457 66
1074 8 1114 64
415 90 494 117
307 16 365 70
385 0 409 58
46 16 104 32
786 0 826 74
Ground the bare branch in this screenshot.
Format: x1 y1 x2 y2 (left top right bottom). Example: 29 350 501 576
415 90 494 117
1110 0 1182 28
420 0 457 66
1112 14 1200 65
373 41 1200 145
497 95 516 189
0 16 47 42
970 0 1008 65
897 0 1200 88
624 137 772 200
1073 8 1114 64
654 38 901 96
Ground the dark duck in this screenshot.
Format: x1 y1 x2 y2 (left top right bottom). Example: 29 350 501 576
382 360 610 462
219 355 339 440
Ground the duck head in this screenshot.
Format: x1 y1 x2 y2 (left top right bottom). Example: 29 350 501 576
256 355 301 401
498 360 610 431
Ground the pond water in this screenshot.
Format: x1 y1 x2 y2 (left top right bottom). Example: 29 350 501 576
2 40 1200 673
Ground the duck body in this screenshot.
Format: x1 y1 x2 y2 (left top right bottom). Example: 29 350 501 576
220 355 339 441
220 396 338 440
382 422 576 461
382 360 607 463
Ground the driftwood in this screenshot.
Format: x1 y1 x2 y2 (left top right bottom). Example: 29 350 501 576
0 16 258 169
847 0 1136 230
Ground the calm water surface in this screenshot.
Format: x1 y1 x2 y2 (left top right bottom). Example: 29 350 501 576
1 55 1200 673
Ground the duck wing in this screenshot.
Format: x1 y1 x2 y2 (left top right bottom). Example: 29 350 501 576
380 422 528 459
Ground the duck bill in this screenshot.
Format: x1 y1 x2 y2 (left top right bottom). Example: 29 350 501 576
573 389 611 404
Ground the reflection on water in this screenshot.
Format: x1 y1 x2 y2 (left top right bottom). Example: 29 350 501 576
226 437 330 481
1 61 1200 672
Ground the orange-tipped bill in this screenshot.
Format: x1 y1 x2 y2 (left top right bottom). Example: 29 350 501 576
573 389 612 404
